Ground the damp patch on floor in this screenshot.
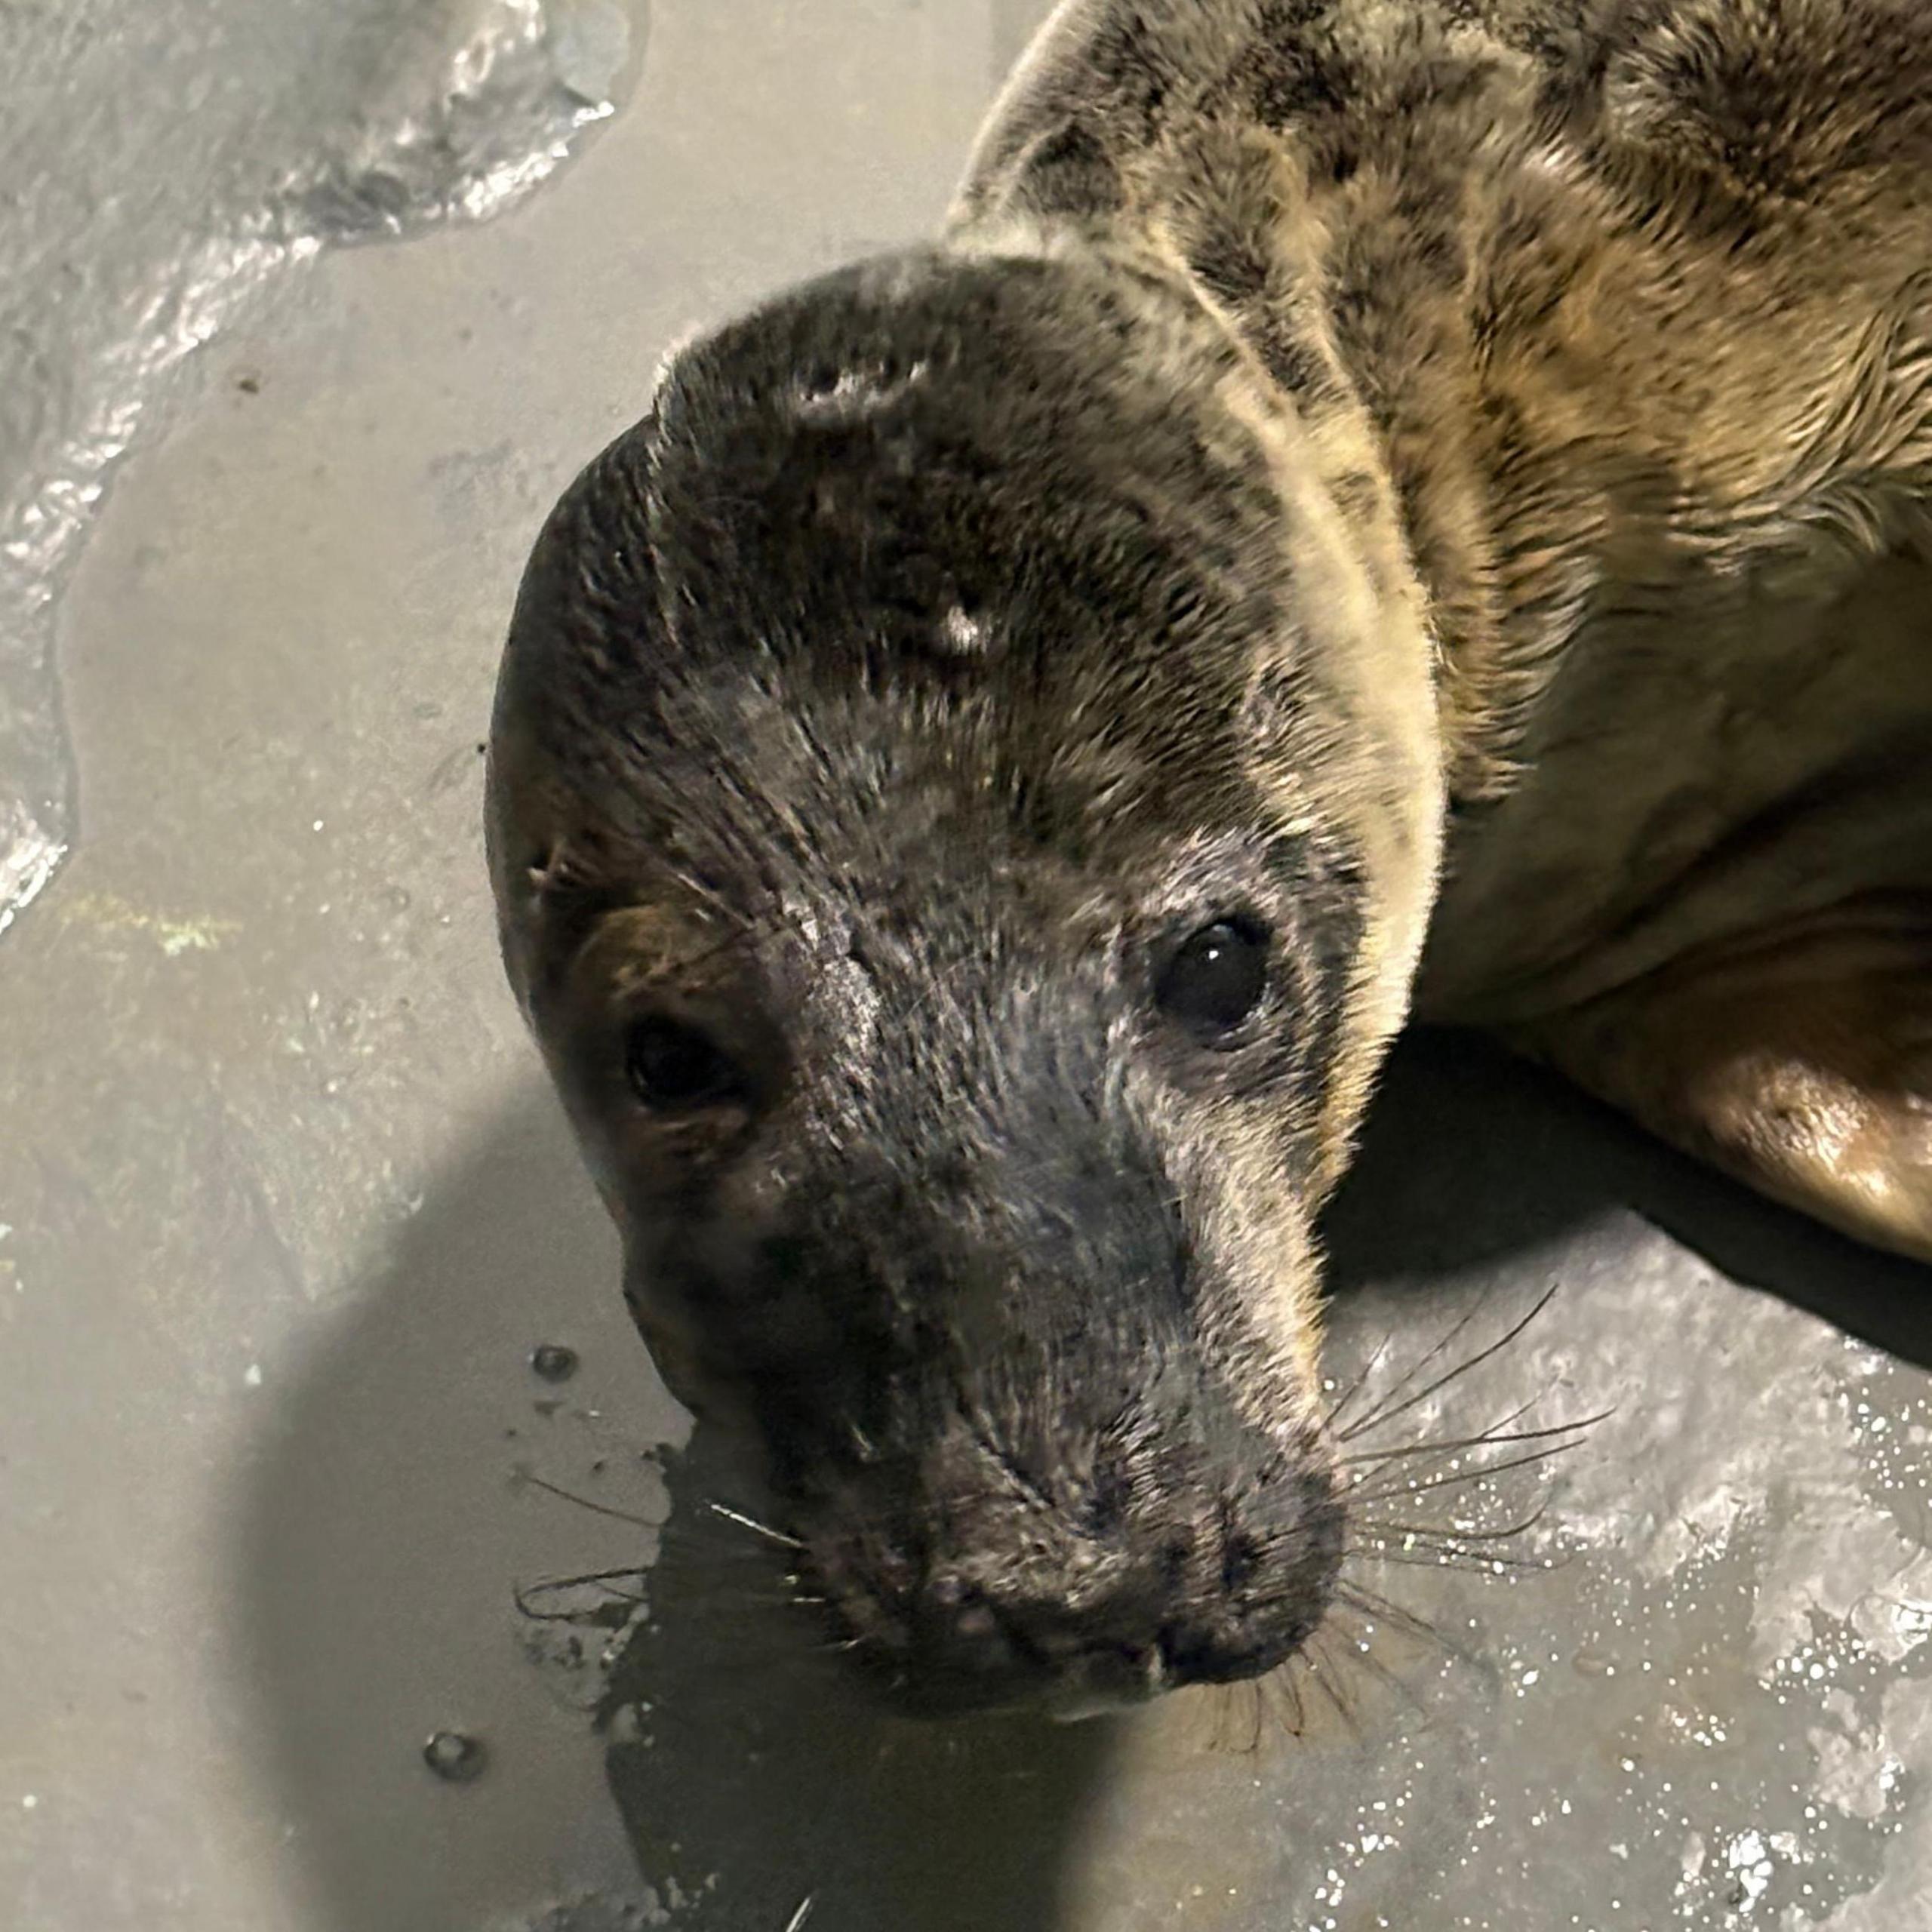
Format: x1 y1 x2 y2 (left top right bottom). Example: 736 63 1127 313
0 0 635 934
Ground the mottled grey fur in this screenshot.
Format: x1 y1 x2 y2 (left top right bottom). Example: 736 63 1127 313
488 0 1932 1715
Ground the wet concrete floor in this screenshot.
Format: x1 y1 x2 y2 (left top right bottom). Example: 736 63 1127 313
3 3 1930 1927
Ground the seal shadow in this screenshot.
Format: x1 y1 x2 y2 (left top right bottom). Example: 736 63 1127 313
231 1084 1114 1932
231 1087 657 1932
600 1429 1122 1930
1324 1028 1932 1368
231 1031 1926 1931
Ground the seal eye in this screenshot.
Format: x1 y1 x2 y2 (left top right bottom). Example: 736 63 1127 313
1155 921 1270 1038
625 1015 745 1112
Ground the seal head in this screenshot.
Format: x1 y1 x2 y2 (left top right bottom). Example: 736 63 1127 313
486 247 1426 1717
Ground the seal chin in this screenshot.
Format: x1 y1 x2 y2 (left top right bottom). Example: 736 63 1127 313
826 1591 1316 1723
835 1630 1170 1724
1045 1656 1171 1726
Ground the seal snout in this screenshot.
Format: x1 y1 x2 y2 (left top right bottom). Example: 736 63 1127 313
799 1415 1343 1720
486 248 1380 1721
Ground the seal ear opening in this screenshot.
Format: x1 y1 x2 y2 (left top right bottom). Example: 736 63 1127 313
527 839 567 894
518 835 636 944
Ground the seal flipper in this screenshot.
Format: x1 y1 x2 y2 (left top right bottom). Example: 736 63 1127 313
1508 899 1932 1265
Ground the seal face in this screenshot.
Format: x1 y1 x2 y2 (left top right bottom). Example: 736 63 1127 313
493 0 1932 1715
490 253 1373 1715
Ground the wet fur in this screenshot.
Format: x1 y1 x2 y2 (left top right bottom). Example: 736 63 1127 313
488 0 1932 1712
966 0 1932 1254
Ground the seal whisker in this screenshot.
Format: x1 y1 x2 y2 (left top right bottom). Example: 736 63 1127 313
513 1592 645 1625
1326 1293 1493 1443
521 1571 801 1633
667 865 755 931
1341 1434 1590 1509
1354 1494 1556 1543
706 1500 805 1549
1337 1411 1605 1515
1198 1678 1269 1756
1336 1407 1598 1472
1241 1677 1269 1755
1318 1603 1433 1724
660 1518 800 1562
1353 1512 1552 1549
1301 1631 1364 1743
1266 1655 1309 1739
1346 1538 1555 1574
1337 1284 1562 1444
1318 1331 1395 1438
1331 1584 1466 1663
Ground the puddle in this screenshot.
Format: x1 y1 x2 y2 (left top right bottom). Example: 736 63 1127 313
0 0 640 934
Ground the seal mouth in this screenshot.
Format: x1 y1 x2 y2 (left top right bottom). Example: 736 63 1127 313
1045 1646 1171 1724
808 1577 1337 1722
786 1452 1346 1721
818 1611 1174 1723
834 1631 1170 1724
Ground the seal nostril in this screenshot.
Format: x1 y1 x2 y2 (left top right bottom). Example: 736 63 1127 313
924 1571 971 1614
1222 1531 1264 1594
955 1600 999 1643
1155 1625 1187 1676
799 361 845 401
922 1573 1004 1646
912 1573 1034 1681
1084 1466 1132 1537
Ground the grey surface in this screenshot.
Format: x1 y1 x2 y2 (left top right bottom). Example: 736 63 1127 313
3 2 1931 1928
0 0 633 934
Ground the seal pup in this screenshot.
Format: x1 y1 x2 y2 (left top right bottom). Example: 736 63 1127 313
487 0 1932 1717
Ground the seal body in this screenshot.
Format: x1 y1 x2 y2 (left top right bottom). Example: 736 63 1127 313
489 0 1932 1716
961 0 1932 1257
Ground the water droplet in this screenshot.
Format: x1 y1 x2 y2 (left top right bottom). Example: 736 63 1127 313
530 1343 579 1384
423 1730 487 1783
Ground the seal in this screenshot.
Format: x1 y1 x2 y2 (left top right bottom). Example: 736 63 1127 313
487 0 1932 1718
